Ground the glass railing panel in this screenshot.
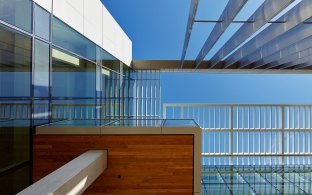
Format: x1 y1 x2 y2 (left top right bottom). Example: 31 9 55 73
163 119 198 127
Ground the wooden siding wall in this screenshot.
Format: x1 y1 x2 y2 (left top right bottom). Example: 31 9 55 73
33 135 194 194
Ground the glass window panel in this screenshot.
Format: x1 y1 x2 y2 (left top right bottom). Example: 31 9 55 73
52 48 96 98
52 17 95 61
101 49 120 72
51 99 96 120
0 25 32 97
123 64 132 78
33 100 50 126
101 67 110 96
34 4 50 41
34 39 49 97
0 164 30 195
0 117 31 170
0 0 32 32
0 100 31 120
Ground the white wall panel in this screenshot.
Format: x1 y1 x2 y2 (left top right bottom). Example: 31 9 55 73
53 0 84 34
102 6 132 65
83 0 102 47
33 0 52 12
64 0 84 14
34 0 132 65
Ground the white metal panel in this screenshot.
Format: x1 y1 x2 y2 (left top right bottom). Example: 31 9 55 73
121 31 132 65
53 0 84 34
33 0 52 12
124 39 132 65
65 0 84 13
102 5 132 66
83 0 103 47
50 0 132 65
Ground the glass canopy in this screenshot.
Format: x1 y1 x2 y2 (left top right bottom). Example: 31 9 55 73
202 165 312 195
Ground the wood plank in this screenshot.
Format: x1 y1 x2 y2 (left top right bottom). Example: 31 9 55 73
33 135 194 194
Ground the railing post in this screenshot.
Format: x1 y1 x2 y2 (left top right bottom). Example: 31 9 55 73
230 105 234 165
181 106 184 119
281 106 285 165
163 104 167 119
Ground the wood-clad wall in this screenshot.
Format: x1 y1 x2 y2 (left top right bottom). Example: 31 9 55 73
33 135 194 194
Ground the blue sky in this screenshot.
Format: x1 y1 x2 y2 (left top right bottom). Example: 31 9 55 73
161 73 312 104
101 0 265 60
102 0 189 60
102 0 312 104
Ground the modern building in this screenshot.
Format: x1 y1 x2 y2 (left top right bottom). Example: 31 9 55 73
1 0 312 194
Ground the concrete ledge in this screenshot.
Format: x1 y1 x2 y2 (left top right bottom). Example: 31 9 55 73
36 127 100 135
18 150 107 195
101 126 161 134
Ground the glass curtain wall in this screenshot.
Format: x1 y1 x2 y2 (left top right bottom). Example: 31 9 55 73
51 17 133 121
0 0 33 194
0 1 134 193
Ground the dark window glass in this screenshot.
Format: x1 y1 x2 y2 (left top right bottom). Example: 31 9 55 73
34 40 50 97
0 114 31 175
101 49 120 72
0 25 32 97
52 17 96 61
35 5 50 41
0 164 30 195
52 48 96 98
0 0 32 32
123 64 132 78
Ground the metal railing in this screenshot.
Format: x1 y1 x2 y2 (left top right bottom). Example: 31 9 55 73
0 103 129 121
163 104 312 165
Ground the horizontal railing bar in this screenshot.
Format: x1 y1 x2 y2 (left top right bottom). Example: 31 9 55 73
163 103 312 106
195 20 312 24
202 153 312 157
194 20 288 23
202 128 312 132
202 170 312 174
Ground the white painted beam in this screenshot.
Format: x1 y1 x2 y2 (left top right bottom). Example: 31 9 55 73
17 150 107 195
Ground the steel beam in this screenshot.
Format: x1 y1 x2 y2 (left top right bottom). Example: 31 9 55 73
290 55 312 69
237 23 312 69
275 47 312 69
180 0 199 69
194 0 247 69
260 38 312 69
258 42 312 69
210 0 293 69
224 0 312 69
255 39 312 69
